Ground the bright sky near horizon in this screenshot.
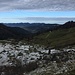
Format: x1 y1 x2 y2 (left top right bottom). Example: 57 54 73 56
0 0 75 24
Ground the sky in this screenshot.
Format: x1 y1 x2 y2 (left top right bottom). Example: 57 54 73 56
0 0 75 24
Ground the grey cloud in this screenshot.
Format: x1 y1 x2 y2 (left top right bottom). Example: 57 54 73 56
16 17 75 24
0 0 75 11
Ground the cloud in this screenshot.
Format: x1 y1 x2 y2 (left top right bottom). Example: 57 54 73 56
0 0 75 11
16 17 75 24
1 17 75 23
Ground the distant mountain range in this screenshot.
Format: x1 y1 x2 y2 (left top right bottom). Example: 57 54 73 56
0 21 75 41
5 23 59 34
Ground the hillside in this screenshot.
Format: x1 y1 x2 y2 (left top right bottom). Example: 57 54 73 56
0 23 31 39
1 21 75 48
0 23 59 40
32 21 75 48
0 22 75 75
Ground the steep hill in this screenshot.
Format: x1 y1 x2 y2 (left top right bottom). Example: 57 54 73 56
0 23 31 39
32 21 75 48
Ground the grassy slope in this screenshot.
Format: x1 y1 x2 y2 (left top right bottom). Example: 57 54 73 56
33 27 75 48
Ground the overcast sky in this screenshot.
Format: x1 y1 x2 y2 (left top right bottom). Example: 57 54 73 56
0 0 75 23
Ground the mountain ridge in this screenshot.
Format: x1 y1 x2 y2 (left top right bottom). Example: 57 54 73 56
0 23 31 39
32 21 75 48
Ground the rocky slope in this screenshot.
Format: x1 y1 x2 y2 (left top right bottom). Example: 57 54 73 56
0 42 75 75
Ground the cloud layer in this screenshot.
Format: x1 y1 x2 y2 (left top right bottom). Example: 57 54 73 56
0 0 75 11
17 17 75 24
1 17 75 23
